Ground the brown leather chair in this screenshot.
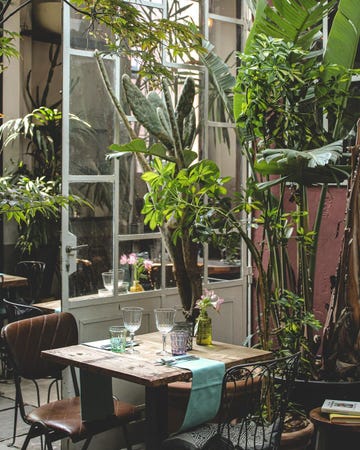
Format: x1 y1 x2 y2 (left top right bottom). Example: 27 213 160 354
1 312 140 450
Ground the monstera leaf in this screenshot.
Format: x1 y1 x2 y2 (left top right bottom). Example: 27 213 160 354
255 141 351 186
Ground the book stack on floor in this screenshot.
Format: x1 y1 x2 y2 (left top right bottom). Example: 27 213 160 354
321 399 360 424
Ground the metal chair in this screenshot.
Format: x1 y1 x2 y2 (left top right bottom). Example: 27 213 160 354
16 260 46 304
1 312 140 450
2 297 44 323
161 353 300 450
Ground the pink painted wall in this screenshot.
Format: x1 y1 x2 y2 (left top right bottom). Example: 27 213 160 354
251 185 347 328
309 186 347 324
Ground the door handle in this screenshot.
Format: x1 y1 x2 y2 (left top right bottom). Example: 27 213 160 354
65 244 88 254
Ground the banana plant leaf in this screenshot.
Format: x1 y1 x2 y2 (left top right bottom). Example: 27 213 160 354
199 39 235 121
255 141 351 185
245 0 337 53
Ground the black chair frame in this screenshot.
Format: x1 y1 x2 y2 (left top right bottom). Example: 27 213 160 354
161 353 300 450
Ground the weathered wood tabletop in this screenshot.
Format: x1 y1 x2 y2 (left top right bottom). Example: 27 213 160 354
42 332 271 386
32 299 61 313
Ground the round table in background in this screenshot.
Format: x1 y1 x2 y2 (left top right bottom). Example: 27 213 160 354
310 407 360 450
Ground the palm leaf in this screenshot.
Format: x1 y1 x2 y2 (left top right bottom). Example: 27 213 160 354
199 39 235 121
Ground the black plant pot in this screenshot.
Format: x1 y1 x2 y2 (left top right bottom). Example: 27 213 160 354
291 379 360 413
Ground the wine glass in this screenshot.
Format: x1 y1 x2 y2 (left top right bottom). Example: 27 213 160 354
122 306 143 353
154 308 176 355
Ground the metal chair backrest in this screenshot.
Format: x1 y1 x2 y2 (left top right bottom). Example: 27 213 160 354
210 353 300 450
2 298 44 323
16 260 46 304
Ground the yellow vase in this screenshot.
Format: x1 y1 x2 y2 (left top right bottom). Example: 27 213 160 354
129 280 144 292
196 315 212 345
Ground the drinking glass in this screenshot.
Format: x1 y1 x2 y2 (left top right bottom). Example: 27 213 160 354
122 306 143 353
154 308 176 355
102 269 125 292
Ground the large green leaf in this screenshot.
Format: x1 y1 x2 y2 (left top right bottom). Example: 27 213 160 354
245 0 336 53
199 39 235 120
108 139 176 162
323 0 360 137
255 141 350 184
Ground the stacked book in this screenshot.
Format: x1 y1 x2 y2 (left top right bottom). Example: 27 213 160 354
321 399 360 424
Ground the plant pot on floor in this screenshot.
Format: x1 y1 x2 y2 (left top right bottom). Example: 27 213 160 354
291 379 360 413
280 419 314 450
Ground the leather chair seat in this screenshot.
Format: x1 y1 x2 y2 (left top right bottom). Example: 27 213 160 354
28 396 139 442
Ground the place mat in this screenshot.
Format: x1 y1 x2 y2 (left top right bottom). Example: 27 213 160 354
170 357 225 431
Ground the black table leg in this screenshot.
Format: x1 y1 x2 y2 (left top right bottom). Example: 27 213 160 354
145 385 168 449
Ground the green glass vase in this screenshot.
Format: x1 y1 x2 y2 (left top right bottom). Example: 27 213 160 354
196 315 212 345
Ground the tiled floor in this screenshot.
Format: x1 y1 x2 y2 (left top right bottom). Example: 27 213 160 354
0 377 145 450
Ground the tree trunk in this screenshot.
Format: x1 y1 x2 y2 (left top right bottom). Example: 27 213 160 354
163 224 202 320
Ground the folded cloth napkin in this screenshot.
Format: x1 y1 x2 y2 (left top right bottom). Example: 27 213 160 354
170 357 225 432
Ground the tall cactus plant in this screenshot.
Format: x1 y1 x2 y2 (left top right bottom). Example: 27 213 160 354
97 54 228 318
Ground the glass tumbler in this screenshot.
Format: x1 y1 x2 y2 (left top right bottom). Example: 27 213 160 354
109 326 127 352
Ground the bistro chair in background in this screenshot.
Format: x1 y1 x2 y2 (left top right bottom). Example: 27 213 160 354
1 298 44 382
1 312 140 450
16 260 46 304
161 353 300 450
3 298 44 323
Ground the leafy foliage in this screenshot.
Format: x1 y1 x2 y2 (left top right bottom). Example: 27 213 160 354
70 0 203 79
0 176 80 224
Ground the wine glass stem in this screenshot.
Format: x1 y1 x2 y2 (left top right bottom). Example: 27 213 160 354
162 333 167 353
130 332 135 353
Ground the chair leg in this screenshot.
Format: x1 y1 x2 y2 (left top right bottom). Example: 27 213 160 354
21 428 33 450
80 436 93 450
43 432 54 450
122 425 132 450
9 386 20 446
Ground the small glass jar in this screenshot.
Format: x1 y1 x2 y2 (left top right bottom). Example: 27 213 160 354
173 321 193 350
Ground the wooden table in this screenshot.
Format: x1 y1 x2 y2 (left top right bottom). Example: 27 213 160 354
42 333 271 449
32 299 61 313
1 273 28 288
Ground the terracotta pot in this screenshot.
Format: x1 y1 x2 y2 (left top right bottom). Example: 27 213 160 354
280 420 314 450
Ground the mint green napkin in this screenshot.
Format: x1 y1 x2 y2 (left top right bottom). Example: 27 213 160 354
171 357 225 431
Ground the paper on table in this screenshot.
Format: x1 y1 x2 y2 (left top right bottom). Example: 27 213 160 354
171 357 225 432
83 339 139 350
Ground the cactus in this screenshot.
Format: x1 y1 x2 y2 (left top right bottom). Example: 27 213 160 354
182 108 196 149
121 74 197 168
175 77 195 142
122 75 173 149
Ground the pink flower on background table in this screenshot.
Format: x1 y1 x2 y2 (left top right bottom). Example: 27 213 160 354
120 253 153 282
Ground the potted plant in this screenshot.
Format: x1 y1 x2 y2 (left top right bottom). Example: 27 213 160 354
95 54 230 320
183 0 360 447
234 0 360 381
